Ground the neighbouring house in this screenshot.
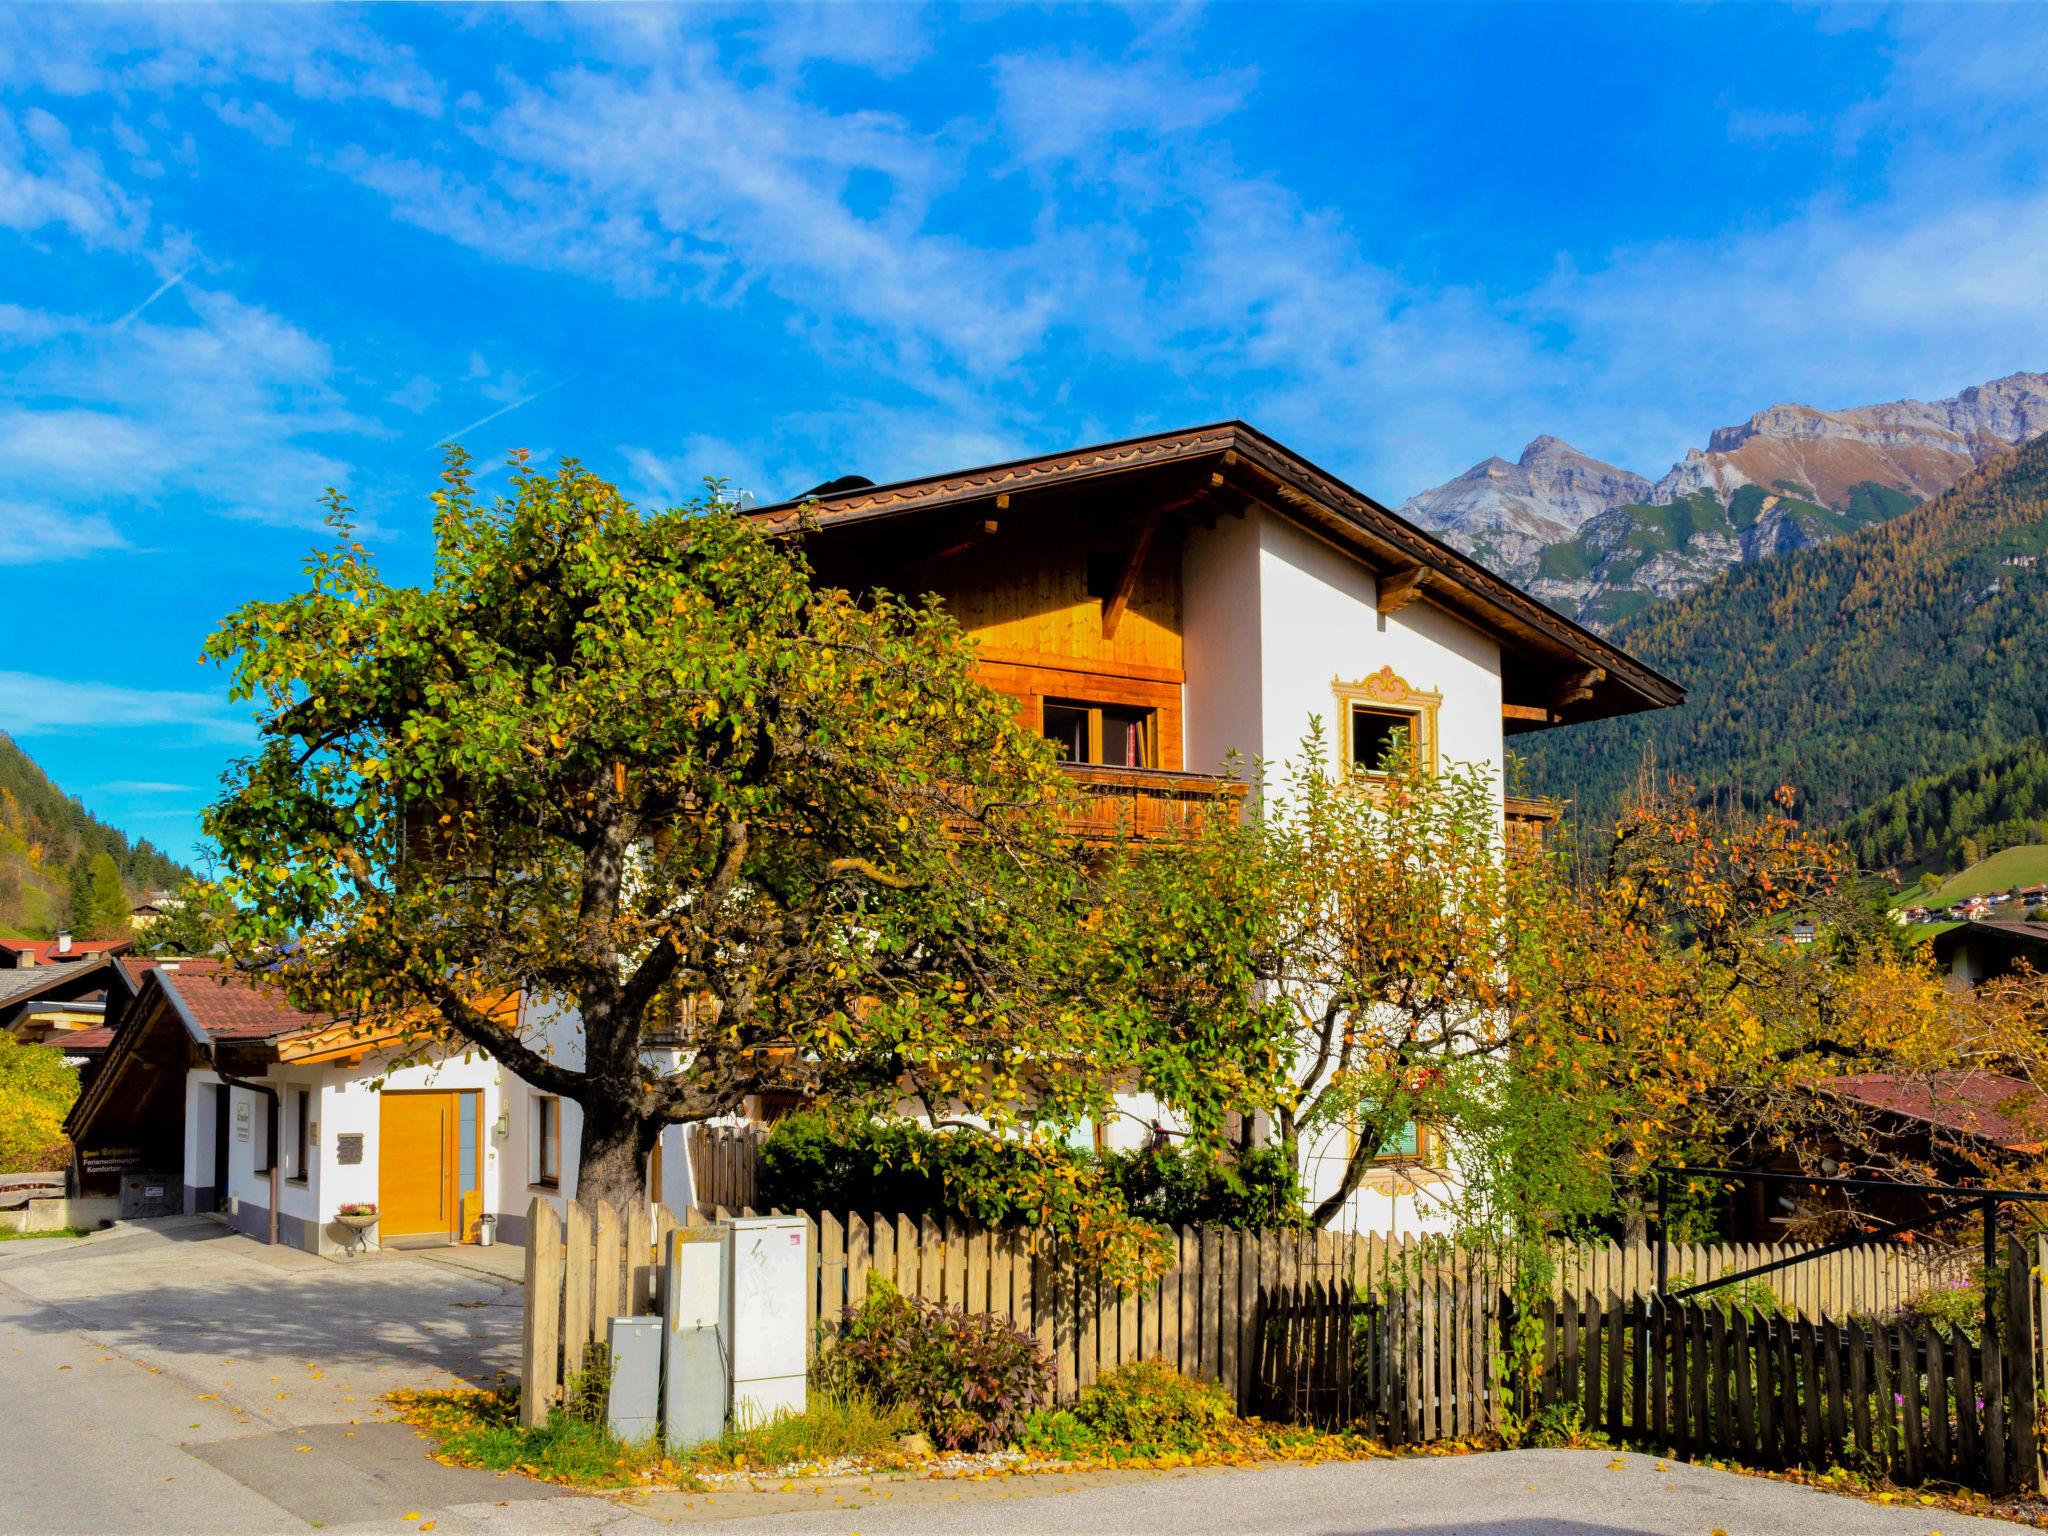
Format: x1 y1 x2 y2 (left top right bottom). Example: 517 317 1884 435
1732 1071 2048 1242
0 952 172 1074
128 890 177 930
0 932 133 969
1931 917 2048 986
63 958 695 1254
752 421 1683 1232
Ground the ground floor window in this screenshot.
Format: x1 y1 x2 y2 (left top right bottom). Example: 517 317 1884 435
533 1095 560 1188
251 1092 272 1174
288 1087 311 1183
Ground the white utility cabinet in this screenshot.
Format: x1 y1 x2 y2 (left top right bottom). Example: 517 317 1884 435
724 1215 808 1423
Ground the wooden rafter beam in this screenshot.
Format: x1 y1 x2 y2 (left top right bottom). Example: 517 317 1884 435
1502 703 1554 724
1101 508 1162 640
1376 564 1430 616
1556 667 1607 707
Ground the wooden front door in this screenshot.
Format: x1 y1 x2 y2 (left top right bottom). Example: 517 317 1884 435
378 1091 480 1244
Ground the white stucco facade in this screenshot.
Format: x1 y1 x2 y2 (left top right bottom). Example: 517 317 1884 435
1176 508 1510 1236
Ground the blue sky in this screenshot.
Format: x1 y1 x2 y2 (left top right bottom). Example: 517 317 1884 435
4 3 2048 872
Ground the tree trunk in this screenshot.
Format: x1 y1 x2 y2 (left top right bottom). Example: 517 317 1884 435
574 1100 656 1215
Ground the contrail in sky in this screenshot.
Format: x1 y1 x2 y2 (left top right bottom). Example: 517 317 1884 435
430 375 579 453
112 269 189 328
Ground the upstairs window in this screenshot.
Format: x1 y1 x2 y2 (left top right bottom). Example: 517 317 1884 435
1043 700 1154 769
1348 705 1416 775
1333 667 1441 779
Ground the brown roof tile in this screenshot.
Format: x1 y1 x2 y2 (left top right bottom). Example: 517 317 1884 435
1819 1071 2048 1151
155 961 329 1043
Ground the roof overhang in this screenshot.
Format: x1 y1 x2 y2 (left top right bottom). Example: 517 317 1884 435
752 421 1684 729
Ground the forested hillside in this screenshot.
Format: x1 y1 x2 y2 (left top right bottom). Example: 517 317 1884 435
1523 433 2048 842
1835 742 2048 876
0 734 189 937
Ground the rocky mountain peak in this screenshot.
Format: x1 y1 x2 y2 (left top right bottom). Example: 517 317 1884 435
1398 366 2048 632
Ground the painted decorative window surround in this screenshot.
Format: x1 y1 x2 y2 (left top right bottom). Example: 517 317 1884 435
1333 665 1441 776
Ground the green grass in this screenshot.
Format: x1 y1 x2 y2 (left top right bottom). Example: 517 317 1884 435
391 1388 920 1487
388 1388 677 1486
1892 843 2048 909
0 1226 93 1241
702 1392 916 1471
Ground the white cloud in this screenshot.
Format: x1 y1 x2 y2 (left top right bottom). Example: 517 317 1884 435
993 49 1249 166
0 670 251 742
98 780 193 794
0 7 443 116
0 283 365 528
0 501 129 564
0 106 146 248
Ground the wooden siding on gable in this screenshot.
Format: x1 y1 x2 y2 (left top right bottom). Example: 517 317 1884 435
930 520 1184 682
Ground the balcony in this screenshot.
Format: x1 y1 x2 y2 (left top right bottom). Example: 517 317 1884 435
1057 763 1248 842
1505 793 1562 856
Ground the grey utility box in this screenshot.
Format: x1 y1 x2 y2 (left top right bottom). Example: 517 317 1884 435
604 1316 662 1443
661 1225 731 1452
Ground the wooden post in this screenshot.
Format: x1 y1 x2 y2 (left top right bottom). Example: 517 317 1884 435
1926 1328 1952 1481
521 1197 563 1428
624 1200 650 1316
2006 1237 2040 1492
592 1201 624 1338
1899 1320 1925 1485
560 1201 593 1387
1954 1321 1983 1486
1218 1229 1241 1409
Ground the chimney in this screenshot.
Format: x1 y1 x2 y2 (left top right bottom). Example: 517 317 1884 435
17 946 32 968
55 931 72 956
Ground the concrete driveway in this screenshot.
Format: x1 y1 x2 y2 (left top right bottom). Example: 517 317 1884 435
0 1219 2030 1534
0 1216 645 1535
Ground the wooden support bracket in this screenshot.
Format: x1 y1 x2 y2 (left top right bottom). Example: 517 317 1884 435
1557 667 1607 707
1101 509 1162 639
1377 564 1430 616
1502 703 1554 724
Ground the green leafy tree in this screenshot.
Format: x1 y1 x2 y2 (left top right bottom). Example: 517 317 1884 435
65 851 129 939
130 880 234 957
203 453 1280 1265
0 1033 77 1173
1174 729 1523 1227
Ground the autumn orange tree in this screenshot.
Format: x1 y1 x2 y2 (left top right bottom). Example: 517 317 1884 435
1498 778 2048 1244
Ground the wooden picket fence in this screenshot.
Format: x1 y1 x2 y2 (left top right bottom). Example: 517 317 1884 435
1255 1277 1503 1442
517 1192 2032 1477
1556 1237 1974 1322
1520 1240 2044 1494
685 1123 766 1211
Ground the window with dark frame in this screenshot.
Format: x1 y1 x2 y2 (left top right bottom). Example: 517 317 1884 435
251 1093 272 1174
1041 700 1154 769
288 1087 310 1183
534 1095 560 1188
1347 704 1415 775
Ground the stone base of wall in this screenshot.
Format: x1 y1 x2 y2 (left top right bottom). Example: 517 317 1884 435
227 1199 269 1242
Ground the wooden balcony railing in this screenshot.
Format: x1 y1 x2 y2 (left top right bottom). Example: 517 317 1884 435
1058 763 1248 842
1505 793 1563 856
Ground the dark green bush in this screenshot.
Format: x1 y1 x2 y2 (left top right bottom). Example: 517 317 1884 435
1099 1142 1305 1229
758 1109 1304 1231
757 1111 1059 1228
815 1278 1052 1451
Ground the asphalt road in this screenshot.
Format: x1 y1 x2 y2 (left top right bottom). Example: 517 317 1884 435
0 1220 2029 1535
670 1451 2026 1535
